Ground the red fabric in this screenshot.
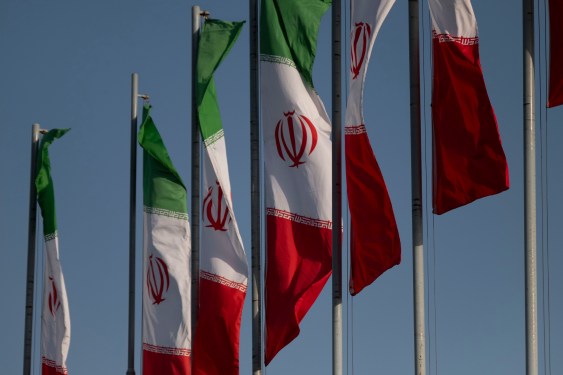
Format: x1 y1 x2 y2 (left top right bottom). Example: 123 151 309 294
192 277 246 375
143 348 191 375
42 360 67 375
345 130 400 295
264 213 332 365
548 0 563 107
432 38 509 214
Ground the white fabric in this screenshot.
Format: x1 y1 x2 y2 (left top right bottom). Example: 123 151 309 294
142 211 191 349
346 0 396 127
428 0 478 37
201 136 248 286
41 235 71 372
261 60 332 221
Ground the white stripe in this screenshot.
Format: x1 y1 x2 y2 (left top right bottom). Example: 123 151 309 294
346 0 396 127
41 236 71 372
201 137 248 285
261 61 332 221
428 0 478 38
142 211 191 349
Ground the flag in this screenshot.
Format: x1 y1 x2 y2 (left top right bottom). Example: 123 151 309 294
429 0 509 214
139 104 191 375
345 0 400 296
36 128 71 375
548 0 563 107
192 19 248 375
261 0 333 364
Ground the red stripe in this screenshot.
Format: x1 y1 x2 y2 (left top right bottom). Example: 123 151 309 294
345 131 400 295
42 361 68 375
432 39 509 214
143 349 191 375
264 214 332 365
548 0 563 107
192 277 246 375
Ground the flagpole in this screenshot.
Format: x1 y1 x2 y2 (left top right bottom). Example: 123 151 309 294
191 5 202 343
249 0 262 373
126 73 139 375
332 0 342 374
23 123 41 375
523 0 538 373
408 1 426 374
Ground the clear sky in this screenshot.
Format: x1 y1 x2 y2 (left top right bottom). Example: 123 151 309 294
1 0 562 374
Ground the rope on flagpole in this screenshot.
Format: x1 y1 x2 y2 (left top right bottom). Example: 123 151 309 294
419 2 440 374
343 1 352 374
538 1 552 372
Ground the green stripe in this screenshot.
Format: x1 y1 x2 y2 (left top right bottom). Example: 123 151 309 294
196 19 244 142
36 128 70 236
138 104 188 214
260 0 331 87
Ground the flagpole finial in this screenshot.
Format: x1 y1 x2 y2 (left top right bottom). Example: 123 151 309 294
200 11 210 19
138 94 150 102
39 129 49 134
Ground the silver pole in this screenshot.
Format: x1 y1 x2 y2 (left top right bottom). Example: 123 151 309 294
523 0 538 374
191 5 202 344
250 0 262 373
332 0 342 374
408 1 426 374
126 73 138 375
23 123 41 375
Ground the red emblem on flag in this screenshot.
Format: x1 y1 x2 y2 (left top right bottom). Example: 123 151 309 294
48 276 61 317
203 180 230 231
275 110 318 167
147 255 170 305
351 22 371 80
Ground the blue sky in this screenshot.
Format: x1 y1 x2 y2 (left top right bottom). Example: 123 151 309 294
1 0 562 374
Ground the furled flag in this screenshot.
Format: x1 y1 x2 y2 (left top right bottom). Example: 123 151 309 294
261 0 333 364
192 19 248 375
139 105 192 374
548 0 563 107
345 0 400 296
36 128 71 375
429 0 509 214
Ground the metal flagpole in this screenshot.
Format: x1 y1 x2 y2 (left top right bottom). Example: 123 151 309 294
408 1 426 374
191 4 202 349
523 0 538 373
332 0 343 374
191 5 203 355
126 72 139 375
250 0 262 373
23 123 41 375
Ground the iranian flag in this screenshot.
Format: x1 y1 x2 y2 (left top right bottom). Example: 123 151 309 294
548 0 563 107
192 19 248 375
139 105 191 375
345 0 400 296
261 0 333 364
36 129 71 375
429 0 509 214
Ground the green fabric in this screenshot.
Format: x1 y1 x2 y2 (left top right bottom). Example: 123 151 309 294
36 128 70 236
138 104 188 214
196 19 245 141
260 0 331 87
